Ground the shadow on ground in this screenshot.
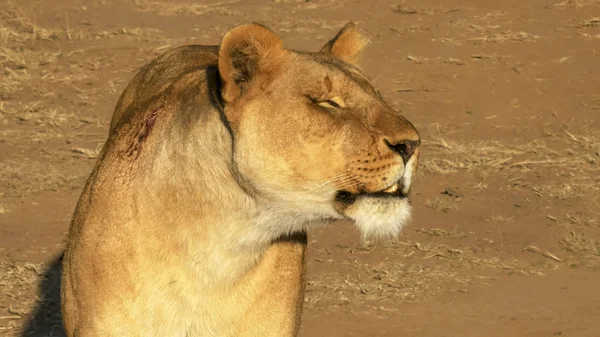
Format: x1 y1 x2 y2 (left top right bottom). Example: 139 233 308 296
22 254 66 337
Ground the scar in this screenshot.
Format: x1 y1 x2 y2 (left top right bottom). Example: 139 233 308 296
139 108 159 142
127 107 161 158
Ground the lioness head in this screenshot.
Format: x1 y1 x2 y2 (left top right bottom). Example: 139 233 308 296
218 23 420 240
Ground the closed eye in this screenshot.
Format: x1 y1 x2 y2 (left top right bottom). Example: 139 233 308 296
318 100 340 109
316 96 345 109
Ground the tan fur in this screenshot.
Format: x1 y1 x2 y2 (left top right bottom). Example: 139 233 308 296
319 22 370 65
61 22 420 337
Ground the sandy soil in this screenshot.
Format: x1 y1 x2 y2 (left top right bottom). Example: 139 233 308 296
1 0 599 336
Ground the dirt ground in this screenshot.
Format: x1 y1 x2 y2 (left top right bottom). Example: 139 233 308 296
1 0 599 336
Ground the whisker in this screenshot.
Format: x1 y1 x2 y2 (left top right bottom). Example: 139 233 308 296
309 174 348 193
309 171 356 193
327 177 357 190
335 180 361 191
327 174 353 183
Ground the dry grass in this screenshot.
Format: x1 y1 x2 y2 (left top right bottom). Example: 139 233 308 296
0 1 64 100
0 262 43 317
485 214 515 222
565 214 599 227
469 31 539 44
0 260 63 336
0 1 132 206
414 227 467 238
0 6 103 329
135 0 242 16
91 27 165 43
306 262 470 311
443 57 467 66
0 102 106 149
0 1 62 45
71 145 102 159
305 237 561 311
0 157 90 198
561 231 600 268
552 0 600 9
581 17 600 27
268 19 347 36
1 102 75 127
578 32 600 39
1 2 162 100
421 134 599 174
425 195 462 213
406 55 429 64
562 232 600 256
0 48 62 99
392 4 439 15
420 134 600 205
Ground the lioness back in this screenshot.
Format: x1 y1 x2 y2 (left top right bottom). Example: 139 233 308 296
110 45 219 132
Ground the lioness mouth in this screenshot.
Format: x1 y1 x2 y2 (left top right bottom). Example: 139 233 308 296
373 181 407 198
381 182 400 194
336 181 407 207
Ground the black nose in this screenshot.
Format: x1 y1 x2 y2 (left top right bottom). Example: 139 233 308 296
385 139 420 163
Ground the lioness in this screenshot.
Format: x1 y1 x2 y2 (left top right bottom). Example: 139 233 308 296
61 22 420 337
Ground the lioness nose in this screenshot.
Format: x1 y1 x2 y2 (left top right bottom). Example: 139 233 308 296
385 138 421 163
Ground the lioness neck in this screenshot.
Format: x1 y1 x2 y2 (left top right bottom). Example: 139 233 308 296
114 86 297 282
96 49 291 281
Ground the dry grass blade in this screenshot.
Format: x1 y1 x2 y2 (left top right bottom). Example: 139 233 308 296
444 57 467 65
406 55 427 64
2 0 62 43
72 147 101 159
552 0 600 8
581 17 600 27
562 232 600 256
469 31 539 44
523 245 541 253
542 252 563 262
393 5 418 14
135 0 242 16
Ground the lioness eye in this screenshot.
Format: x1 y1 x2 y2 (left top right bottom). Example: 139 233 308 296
317 96 345 109
317 100 340 109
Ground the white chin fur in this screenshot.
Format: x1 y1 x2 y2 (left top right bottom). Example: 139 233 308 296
346 196 412 242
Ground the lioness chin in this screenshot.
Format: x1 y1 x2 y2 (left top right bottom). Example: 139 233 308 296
61 22 420 337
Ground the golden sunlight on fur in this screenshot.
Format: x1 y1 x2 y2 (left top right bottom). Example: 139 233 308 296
320 22 370 64
61 22 420 337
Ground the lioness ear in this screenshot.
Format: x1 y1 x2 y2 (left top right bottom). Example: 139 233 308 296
320 22 369 65
218 23 285 103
